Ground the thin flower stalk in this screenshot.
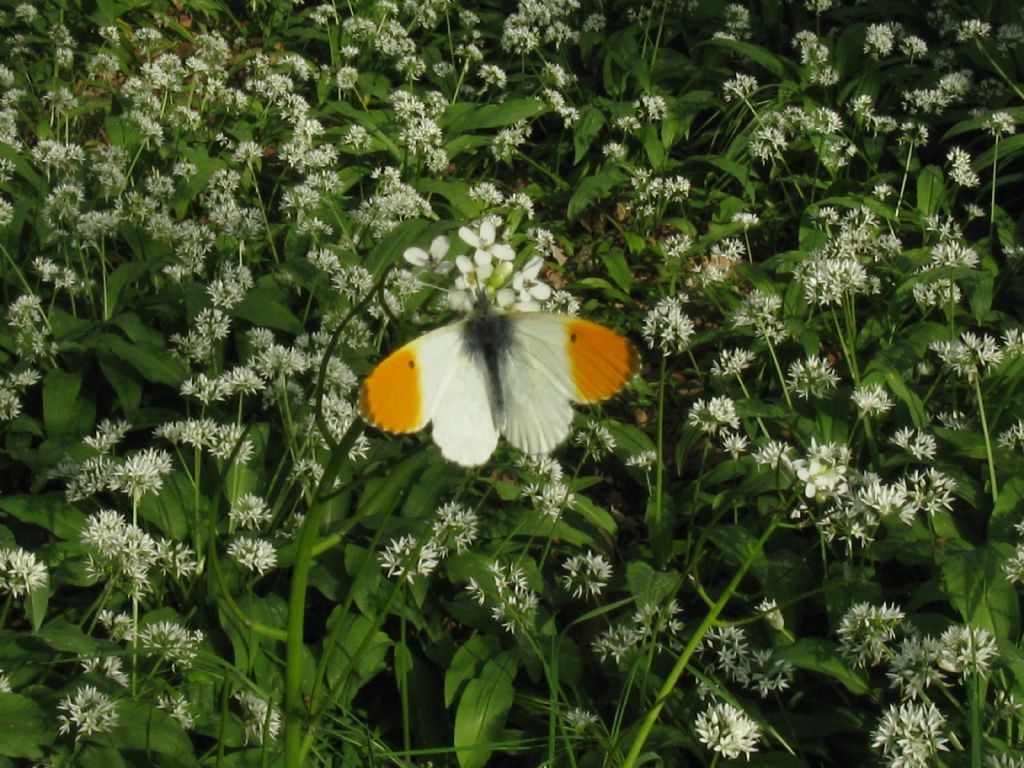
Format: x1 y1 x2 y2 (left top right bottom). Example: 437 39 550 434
621 513 783 768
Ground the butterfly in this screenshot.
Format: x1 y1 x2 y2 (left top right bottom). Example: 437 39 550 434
360 292 639 466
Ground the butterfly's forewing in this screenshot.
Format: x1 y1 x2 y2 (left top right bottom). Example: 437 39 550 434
501 314 638 456
499 314 577 455
360 322 500 466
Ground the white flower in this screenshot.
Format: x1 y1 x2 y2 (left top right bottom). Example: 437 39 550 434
228 537 278 576
561 551 613 599
458 220 515 263
507 255 552 312
837 601 905 668
871 700 948 767
235 692 281 745
58 686 120 740
379 535 440 583
695 701 762 760
0 546 48 597
852 383 894 416
403 234 453 274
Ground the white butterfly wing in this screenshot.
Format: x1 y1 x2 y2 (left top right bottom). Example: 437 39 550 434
418 327 500 466
500 312 639 456
499 314 579 456
360 322 499 467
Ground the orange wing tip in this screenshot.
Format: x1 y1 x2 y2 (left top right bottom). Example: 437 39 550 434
360 347 423 433
566 320 640 403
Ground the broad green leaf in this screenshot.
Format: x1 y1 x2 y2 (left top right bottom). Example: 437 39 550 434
96 350 143 413
0 495 88 540
97 333 186 387
78 746 127 768
571 495 617 537
36 619 112 655
941 546 1021 637
445 635 501 707
0 142 46 195
344 544 388 617
43 370 94 437
775 638 870 694
454 652 517 768
699 38 795 79
599 246 633 293
640 124 666 169
686 155 753 198
0 693 54 759
567 167 627 220
109 701 198 765
325 611 392 709
881 367 927 428
139 470 194 540
915 165 946 217
575 276 632 304
625 561 683 605
573 106 607 164
25 585 48 633
417 179 480 219
444 99 545 132
103 262 149 319
974 132 1024 171
230 288 303 334
991 477 1024 540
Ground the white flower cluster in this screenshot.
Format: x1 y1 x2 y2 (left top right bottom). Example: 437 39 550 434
403 220 553 315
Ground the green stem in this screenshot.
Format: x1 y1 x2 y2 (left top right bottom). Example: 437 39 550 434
895 140 915 218
973 372 999 505
969 673 983 768
283 420 363 767
989 135 999 241
620 514 783 767
764 336 793 409
653 356 667 568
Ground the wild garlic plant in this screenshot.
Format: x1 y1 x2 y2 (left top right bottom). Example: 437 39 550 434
2 0 1024 766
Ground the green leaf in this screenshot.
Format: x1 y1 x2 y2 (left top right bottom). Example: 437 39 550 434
77 745 127 768
417 179 480 219
25 585 48 633
640 124 666 169
444 99 545 132
0 495 88 540
571 495 617 537
325 611 392 709
104 262 149 318
625 561 683 605
97 333 186 387
108 701 198 764
454 652 517 768
230 288 303 334
974 132 1024 172
775 638 870 694
941 546 1021 637
0 693 54 759
43 370 94 437
567 167 627 220
686 155 753 198
699 38 795 79
96 350 142 414
573 106 607 164
915 165 946 217
36 619 112 655
599 246 633 293
881 367 927 428
445 635 501 707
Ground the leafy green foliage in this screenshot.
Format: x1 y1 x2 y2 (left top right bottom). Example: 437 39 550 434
1 0 1024 766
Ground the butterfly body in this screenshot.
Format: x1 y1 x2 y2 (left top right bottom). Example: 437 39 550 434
360 294 639 466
